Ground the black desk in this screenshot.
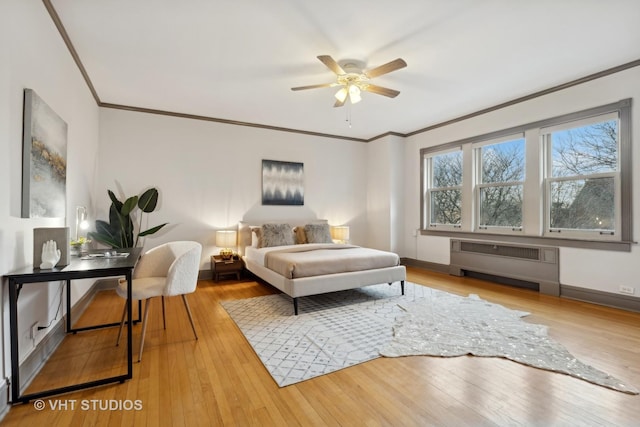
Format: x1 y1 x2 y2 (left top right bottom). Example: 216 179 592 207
4 247 142 403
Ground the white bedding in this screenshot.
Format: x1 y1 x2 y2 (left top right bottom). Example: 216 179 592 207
239 220 406 314
246 243 400 279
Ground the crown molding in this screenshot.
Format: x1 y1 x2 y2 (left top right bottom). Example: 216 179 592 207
44 1 640 144
99 103 369 142
43 0 101 104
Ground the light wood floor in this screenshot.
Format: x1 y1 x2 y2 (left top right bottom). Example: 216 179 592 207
2 267 639 426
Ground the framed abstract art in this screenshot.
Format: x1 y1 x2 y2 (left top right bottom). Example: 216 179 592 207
262 159 304 206
22 89 67 218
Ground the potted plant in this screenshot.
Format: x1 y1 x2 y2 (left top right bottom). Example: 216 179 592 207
89 187 168 249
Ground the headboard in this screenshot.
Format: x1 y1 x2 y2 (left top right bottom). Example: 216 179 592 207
238 219 328 256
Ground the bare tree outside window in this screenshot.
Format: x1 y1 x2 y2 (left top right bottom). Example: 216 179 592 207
421 100 628 244
552 121 618 177
478 139 525 227
548 120 618 231
429 151 462 225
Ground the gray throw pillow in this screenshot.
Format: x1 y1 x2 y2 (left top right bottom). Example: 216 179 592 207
260 223 294 247
304 224 332 244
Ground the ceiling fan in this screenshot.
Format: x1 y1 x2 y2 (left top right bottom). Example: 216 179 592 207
291 55 407 107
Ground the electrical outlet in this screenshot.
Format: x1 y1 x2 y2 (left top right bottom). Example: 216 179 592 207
30 322 39 340
619 285 635 295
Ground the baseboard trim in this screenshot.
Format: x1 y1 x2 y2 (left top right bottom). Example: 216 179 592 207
400 257 449 274
403 258 640 313
561 284 640 313
94 277 119 290
198 269 213 281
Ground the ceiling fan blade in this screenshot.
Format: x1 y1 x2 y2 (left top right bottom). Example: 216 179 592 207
364 84 400 98
364 58 407 79
333 98 346 108
317 55 345 75
291 83 335 91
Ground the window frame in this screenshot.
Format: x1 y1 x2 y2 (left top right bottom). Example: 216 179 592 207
473 134 526 234
419 98 632 251
541 112 621 240
422 147 463 230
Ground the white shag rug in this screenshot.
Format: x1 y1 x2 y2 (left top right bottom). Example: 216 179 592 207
221 282 638 394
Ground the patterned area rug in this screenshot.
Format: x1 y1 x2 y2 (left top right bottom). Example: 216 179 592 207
221 282 638 393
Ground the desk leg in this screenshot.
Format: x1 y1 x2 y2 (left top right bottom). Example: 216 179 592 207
126 270 133 378
9 280 20 402
66 279 72 333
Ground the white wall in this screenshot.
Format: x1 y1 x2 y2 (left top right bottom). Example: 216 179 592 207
366 134 404 252
403 66 640 296
96 108 370 265
1 0 100 373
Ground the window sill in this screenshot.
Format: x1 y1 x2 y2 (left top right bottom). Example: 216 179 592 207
419 229 633 252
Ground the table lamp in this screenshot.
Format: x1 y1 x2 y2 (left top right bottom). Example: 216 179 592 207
216 230 237 260
331 226 350 244
75 206 89 240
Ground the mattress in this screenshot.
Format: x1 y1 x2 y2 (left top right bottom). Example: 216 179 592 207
245 243 400 279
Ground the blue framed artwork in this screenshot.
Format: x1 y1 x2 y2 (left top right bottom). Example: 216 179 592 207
262 160 304 205
22 89 67 218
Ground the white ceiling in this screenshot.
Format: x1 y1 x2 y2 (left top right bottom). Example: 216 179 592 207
50 0 640 141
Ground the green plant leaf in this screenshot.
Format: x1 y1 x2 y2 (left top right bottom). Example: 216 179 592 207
138 188 159 213
109 204 123 226
121 196 138 216
95 219 117 237
139 223 168 237
109 204 133 248
108 190 123 211
95 187 169 249
88 233 122 248
89 220 122 248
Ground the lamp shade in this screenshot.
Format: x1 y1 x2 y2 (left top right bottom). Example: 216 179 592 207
330 226 350 243
216 230 237 248
348 85 362 104
334 87 348 103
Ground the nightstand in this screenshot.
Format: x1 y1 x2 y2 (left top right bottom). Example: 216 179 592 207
211 255 243 282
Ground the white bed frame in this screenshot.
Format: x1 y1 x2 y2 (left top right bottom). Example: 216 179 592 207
239 220 406 314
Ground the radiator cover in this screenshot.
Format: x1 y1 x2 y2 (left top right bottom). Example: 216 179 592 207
449 239 559 296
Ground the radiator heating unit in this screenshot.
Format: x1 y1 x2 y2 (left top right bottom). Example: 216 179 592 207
449 239 559 296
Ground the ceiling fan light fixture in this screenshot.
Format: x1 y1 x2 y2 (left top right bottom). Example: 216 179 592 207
334 87 348 103
348 85 362 104
293 55 406 107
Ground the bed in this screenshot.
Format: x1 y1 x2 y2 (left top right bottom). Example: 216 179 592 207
239 220 406 314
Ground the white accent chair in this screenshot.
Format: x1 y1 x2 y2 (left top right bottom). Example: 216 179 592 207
116 241 202 362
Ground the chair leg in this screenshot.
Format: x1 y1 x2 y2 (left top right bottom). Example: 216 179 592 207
181 294 198 340
116 301 127 346
138 298 152 362
161 296 166 330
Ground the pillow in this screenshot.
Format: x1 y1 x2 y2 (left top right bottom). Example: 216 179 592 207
250 226 261 247
259 223 294 248
293 226 307 244
304 223 332 244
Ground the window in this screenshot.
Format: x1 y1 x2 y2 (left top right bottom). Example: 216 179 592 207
475 136 525 230
420 99 631 248
543 113 620 239
424 149 462 228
